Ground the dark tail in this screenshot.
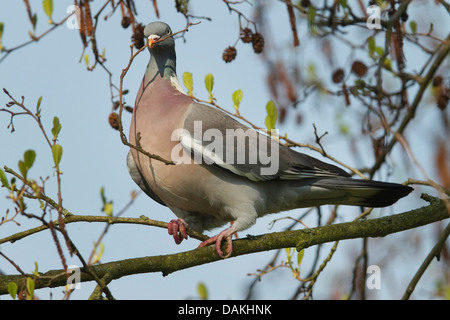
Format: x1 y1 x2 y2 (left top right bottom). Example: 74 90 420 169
312 178 413 207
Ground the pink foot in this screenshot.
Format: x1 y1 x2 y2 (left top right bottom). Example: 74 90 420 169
198 227 234 259
168 218 188 244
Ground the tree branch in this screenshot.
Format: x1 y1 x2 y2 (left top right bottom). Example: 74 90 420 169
0 214 209 246
370 33 450 176
401 221 450 300
1 194 448 296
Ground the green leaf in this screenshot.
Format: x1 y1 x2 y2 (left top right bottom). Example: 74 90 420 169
26 277 35 299
368 37 375 52
297 249 305 268
264 100 277 131
232 89 243 113
375 46 384 57
205 73 214 93
32 13 38 31
24 150 36 169
51 116 62 141
383 58 392 71
100 186 106 205
285 247 294 265
52 144 63 168
18 161 27 179
36 96 43 118
33 261 39 276
84 54 89 68
103 202 113 216
409 20 417 34
183 72 193 96
307 6 317 35
0 22 4 51
0 168 10 189
204 73 214 102
285 247 292 258
8 282 18 300
197 282 208 300
18 150 36 179
100 187 113 216
42 0 53 24
92 242 104 264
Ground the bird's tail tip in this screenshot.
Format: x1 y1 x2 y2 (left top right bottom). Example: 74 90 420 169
314 178 414 207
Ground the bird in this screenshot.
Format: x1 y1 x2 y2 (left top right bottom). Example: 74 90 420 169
127 21 413 259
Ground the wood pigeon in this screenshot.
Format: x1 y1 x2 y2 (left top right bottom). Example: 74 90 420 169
127 21 413 258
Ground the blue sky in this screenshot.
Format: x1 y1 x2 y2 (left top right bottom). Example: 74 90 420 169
0 0 448 300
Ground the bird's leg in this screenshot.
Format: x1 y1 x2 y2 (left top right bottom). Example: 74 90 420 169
198 213 256 258
198 226 235 259
168 218 188 244
230 221 239 239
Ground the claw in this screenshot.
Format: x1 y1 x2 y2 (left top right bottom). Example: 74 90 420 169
198 227 234 259
168 218 188 244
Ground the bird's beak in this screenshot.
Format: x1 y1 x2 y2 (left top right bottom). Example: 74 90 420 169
148 35 160 49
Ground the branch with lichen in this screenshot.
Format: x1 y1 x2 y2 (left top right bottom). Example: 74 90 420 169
0 193 447 298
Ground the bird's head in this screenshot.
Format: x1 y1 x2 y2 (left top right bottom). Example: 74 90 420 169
144 21 175 52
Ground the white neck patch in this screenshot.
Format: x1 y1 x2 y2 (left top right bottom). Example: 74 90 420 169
170 76 187 95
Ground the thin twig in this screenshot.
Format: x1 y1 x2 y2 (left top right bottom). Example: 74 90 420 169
117 22 201 165
402 222 450 300
0 13 75 64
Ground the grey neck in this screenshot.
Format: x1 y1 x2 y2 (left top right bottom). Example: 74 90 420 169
145 49 177 80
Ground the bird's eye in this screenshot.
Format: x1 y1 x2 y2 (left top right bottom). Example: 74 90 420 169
166 28 171 35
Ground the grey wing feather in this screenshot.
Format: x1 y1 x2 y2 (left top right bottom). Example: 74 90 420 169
180 103 350 182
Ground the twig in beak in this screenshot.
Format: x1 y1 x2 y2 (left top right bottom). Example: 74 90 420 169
149 21 201 48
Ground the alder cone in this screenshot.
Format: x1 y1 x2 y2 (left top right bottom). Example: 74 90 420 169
132 23 145 49
121 16 131 29
332 69 345 83
108 112 120 130
252 32 265 54
240 27 253 43
222 46 237 63
351 61 368 77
